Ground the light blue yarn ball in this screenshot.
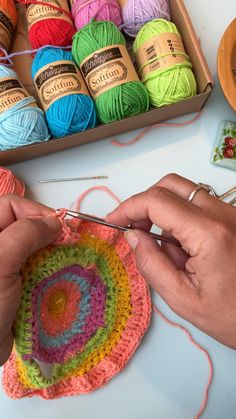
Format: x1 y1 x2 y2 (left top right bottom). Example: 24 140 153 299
32 47 97 138
0 66 50 151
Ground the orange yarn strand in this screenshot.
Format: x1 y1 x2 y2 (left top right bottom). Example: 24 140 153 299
111 111 202 147
72 185 121 212
153 304 213 419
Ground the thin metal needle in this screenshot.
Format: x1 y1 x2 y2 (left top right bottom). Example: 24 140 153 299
62 209 181 247
39 176 109 184
229 197 236 205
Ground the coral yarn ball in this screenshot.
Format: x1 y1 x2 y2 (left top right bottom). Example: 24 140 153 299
0 167 25 196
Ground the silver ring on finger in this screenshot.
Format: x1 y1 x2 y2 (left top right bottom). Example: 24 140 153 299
187 183 216 203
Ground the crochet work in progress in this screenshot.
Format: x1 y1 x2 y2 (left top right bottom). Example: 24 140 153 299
3 217 151 399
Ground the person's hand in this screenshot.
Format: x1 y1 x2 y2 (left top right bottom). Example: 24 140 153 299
0 194 61 366
107 174 236 349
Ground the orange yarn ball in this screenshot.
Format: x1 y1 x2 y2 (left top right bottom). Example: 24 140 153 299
0 167 25 196
0 0 17 59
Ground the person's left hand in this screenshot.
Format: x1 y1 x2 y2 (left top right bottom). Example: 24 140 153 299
0 194 61 366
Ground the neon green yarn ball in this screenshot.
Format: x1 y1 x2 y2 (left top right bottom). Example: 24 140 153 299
133 19 197 107
72 20 149 124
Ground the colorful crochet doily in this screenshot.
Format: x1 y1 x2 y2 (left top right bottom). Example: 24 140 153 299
3 219 151 399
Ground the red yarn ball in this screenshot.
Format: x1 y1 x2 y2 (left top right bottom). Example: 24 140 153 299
26 1 75 49
29 20 75 49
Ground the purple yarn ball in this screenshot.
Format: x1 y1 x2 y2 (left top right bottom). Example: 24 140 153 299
121 0 170 38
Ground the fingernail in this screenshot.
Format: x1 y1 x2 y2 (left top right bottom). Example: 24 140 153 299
125 231 139 250
42 216 62 234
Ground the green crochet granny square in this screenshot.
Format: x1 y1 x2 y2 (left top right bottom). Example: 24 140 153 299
211 120 236 171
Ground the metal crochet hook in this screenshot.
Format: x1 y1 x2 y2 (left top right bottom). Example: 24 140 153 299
59 209 181 247
218 186 236 204
205 184 236 205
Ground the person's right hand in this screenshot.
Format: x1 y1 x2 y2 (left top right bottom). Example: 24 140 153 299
107 174 236 349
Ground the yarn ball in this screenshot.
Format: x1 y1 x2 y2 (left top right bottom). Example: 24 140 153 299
27 0 75 49
133 19 197 107
0 0 17 59
32 47 97 138
72 0 122 30
0 166 25 196
3 219 151 399
72 20 149 124
0 66 50 151
120 0 170 38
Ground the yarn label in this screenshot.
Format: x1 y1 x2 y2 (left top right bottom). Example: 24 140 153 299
0 78 30 113
26 0 73 29
135 32 188 79
33 60 89 111
0 8 14 50
80 44 140 99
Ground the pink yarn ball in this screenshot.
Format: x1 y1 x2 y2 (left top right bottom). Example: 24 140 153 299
121 0 170 38
72 0 122 30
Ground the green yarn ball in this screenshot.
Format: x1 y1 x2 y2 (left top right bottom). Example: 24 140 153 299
72 20 149 124
133 19 197 108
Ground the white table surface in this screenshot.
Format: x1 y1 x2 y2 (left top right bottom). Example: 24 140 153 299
1 1 236 418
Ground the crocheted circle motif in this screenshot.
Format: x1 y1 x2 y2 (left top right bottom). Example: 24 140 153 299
32 266 106 364
3 221 151 399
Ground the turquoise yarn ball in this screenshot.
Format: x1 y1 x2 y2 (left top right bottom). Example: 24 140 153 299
32 47 97 138
0 66 50 151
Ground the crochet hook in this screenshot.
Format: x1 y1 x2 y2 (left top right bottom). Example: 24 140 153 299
61 209 181 247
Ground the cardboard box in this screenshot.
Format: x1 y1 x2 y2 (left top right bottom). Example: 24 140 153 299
0 0 214 165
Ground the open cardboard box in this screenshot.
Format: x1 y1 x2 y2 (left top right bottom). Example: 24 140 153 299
0 0 214 165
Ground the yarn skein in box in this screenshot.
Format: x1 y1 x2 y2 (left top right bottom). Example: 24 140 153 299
72 19 149 124
72 0 122 31
1 0 214 165
0 66 50 151
22 0 75 49
133 19 197 107
118 0 170 38
0 0 17 60
32 47 97 138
